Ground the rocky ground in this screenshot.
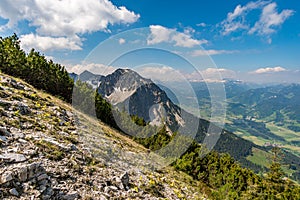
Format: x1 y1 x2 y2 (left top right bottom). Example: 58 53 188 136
0 73 209 199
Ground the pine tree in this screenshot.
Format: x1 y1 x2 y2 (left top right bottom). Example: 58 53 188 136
267 146 284 183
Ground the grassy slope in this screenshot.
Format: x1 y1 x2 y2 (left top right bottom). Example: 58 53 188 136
246 147 270 168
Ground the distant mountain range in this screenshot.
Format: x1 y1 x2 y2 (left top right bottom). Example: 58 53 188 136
230 84 300 124
176 80 300 134
179 80 300 177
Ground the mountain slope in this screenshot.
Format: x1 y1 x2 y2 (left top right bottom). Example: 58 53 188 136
96 69 277 172
0 72 209 199
71 69 300 198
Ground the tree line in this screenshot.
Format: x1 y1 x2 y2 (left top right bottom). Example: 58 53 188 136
0 34 73 102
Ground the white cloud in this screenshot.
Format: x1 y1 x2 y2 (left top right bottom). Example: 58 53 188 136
44 55 55 62
147 25 174 45
0 0 139 51
183 68 236 82
251 66 287 74
201 68 236 80
228 1 267 21
221 1 268 35
119 38 126 45
220 1 294 41
172 32 207 47
138 66 237 83
249 2 294 35
222 22 248 36
242 69 300 83
136 65 184 82
183 27 196 34
66 62 116 75
20 34 82 51
147 25 207 48
196 23 206 27
190 49 238 56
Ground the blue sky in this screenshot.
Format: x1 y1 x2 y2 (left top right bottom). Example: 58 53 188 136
0 0 299 83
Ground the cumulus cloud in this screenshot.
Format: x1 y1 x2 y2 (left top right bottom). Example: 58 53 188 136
147 25 174 45
20 34 82 51
190 49 238 56
220 1 294 41
249 3 294 36
147 25 207 48
173 32 207 47
66 62 116 75
251 66 287 74
0 0 140 51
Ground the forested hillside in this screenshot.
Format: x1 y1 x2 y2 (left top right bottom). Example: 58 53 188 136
0 34 73 102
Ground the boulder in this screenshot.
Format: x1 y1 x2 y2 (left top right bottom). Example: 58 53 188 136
9 188 19 197
0 171 13 184
0 153 26 163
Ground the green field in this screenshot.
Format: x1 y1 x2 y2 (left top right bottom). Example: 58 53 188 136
266 122 300 142
246 147 271 168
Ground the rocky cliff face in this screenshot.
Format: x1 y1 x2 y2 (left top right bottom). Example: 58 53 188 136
97 69 185 130
0 73 208 199
98 68 152 105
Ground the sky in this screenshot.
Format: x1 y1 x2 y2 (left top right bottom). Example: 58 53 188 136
0 0 299 83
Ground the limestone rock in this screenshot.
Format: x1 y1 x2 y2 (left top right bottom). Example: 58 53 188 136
0 171 13 184
17 166 28 182
0 135 7 142
0 153 26 163
9 188 19 197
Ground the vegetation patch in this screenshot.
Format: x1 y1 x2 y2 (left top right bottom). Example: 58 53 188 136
33 139 65 161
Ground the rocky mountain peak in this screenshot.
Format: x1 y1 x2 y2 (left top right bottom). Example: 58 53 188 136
104 68 151 89
97 68 186 129
98 68 152 105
